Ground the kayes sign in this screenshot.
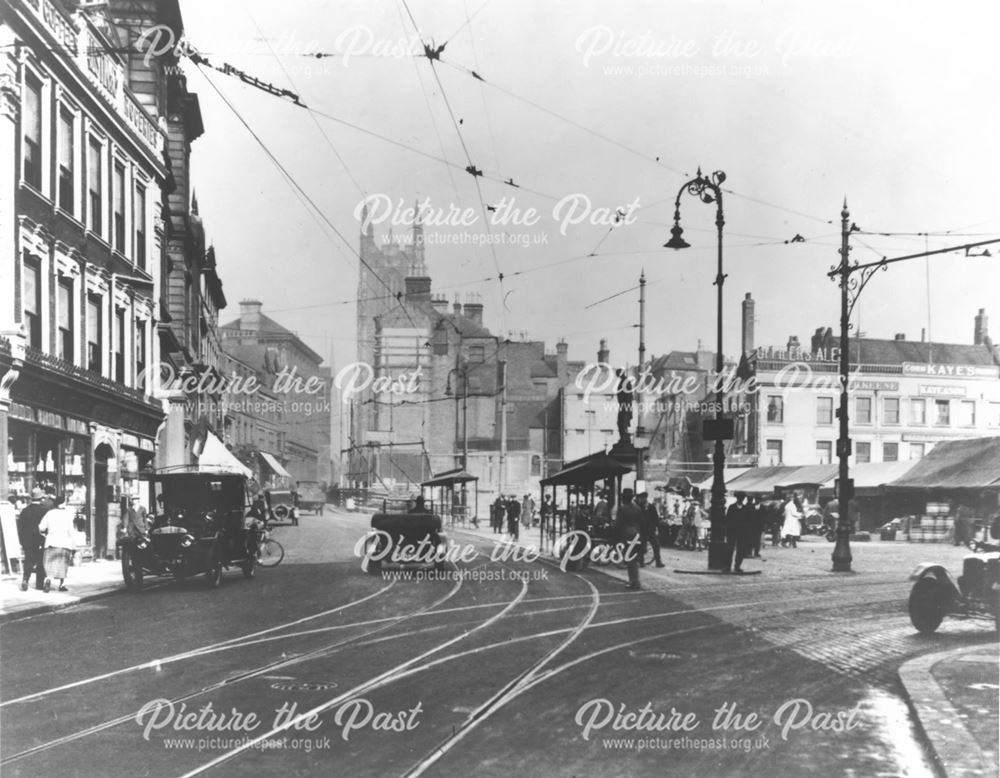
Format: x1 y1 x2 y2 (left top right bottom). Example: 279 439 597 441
902 363 999 379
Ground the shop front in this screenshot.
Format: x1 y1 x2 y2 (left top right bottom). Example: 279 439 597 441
5 348 162 559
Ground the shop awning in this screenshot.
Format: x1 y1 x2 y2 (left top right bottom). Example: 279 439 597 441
259 450 291 479
541 452 632 487
422 469 478 487
885 437 1000 491
198 432 253 478
693 468 751 491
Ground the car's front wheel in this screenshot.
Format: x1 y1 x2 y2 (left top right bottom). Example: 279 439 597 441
909 576 948 633
207 553 224 588
122 547 143 592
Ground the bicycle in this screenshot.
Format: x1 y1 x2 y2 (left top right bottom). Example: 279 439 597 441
253 523 284 567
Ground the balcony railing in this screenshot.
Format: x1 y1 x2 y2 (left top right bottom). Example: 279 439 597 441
24 346 151 405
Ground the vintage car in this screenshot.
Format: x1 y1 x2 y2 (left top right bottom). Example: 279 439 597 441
118 467 259 591
908 542 1000 633
295 481 326 515
265 489 298 526
361 498 448 574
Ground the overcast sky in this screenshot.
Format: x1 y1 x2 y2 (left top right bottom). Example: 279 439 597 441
178 1 1000 370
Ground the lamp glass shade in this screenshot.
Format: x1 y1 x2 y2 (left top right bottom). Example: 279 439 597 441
664 224 690 250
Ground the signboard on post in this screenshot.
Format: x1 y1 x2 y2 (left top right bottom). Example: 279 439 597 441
702 418 734 441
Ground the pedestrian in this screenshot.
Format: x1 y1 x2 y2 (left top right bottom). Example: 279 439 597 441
38 496 77 593
593 490 611 530
16 487 48 591
540 494 554 530
123 495 149 538
521 494 535 528
636 492 665 567
781 495 803 548
953 504 973 547
506 495 521 541
725 492 749 573
615 489 644 590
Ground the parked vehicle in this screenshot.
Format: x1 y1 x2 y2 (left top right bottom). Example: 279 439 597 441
118 467 259 591
265 489 298 526
295 481 326 515
908 543 1000 633
361 498 448 575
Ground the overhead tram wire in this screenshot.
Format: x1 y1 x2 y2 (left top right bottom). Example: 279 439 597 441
247 11 365 199
392 0 466 210
399 0 508 333
191 63 423 333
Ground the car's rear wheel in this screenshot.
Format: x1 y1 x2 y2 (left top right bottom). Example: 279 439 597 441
909 576 947 633
273 505 289 521
122 548 143 592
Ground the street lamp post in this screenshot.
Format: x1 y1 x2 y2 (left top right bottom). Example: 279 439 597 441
832 199 854 572
665 168 730 571
444 366 469 471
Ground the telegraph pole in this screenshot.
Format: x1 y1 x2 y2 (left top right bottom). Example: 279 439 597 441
498 358 508 499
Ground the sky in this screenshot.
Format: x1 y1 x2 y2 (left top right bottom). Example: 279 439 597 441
176 0 1000 370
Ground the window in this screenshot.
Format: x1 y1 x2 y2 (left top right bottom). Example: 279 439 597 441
22 76 42 189
114 308 126 383
765 439 783 465
956 400 976 427
816 441 833 464
883 442 899 462
766 396 784 423
910 398 926 425
87 295 102 374
816 397 833 425
468 345 485 363
135 319 147 382
113 162 125 252
883 397 900 425
88 139 102 235
23 258 42 349
134 184 146 269
990 403 1000 428
934 399 950 426
57 108 74 213
910 443 925 460
855 441 871 463
855 397 872 424
58 278 73 361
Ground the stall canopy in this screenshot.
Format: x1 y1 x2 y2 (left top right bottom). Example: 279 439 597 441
885 437 1000 491
773 464 839 490
421 469 478 488
259 451 291 479
694 468 752 491
817 460 918 495
724 465 802 494
541 452 632 487
198 432 253 478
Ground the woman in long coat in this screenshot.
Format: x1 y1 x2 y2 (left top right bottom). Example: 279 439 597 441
38 496 77 592
781 496 803 548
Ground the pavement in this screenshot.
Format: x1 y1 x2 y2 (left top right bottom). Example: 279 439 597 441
1 508 996 776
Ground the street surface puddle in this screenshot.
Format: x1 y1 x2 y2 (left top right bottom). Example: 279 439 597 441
859 689 936 776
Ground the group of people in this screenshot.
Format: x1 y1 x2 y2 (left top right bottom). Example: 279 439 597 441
14 488 79 593
490 494 538 540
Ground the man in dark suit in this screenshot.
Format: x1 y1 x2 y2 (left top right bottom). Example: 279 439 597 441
636 492 664 567
616 489 644 590
725 492 750 573
16 488 48 591
506 496 521 541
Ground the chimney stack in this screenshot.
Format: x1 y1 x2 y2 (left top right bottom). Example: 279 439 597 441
741 293 755 355
597 338 609 364
404 276 432 305
787 335 800 354
462 293 483 326
894 333 906 341
453 294 462 315
239 299 263 332
974 308 989 345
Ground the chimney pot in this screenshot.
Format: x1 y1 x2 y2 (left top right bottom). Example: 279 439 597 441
894 333 905 341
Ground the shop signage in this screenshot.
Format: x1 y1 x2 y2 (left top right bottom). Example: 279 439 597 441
10 402 34 422
66 417 88 435
903 363 999 379
37 410 66 429
850 380 899 392
918 385 967 398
